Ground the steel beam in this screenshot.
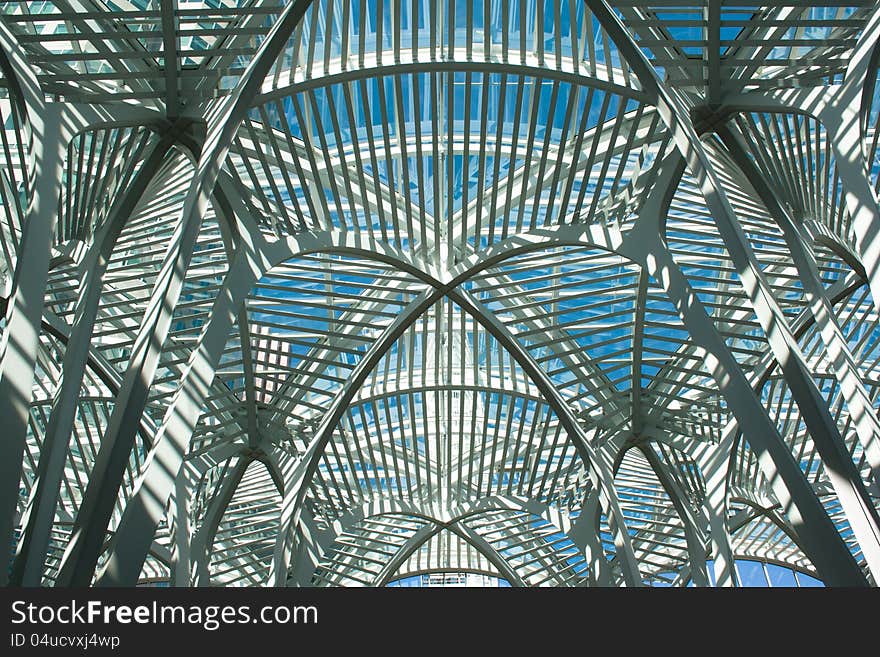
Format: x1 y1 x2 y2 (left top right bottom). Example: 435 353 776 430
56 0 317 586
8 134 175 586
718 123 880 498
640 444 710 587
588 0 873 586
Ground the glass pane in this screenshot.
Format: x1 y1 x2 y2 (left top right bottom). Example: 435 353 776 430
736 560 768 587
765 564 797 588
795 572 824 588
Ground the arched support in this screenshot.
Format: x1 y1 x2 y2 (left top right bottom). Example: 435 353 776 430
89 191 641 587
267 258 644 586
690 430 739 587
368 519 528 588
717 5 880 318
445 287 643 584
186 446 286 587
614 147 867 584
284 492 587 587
57 0 317 586
8 133 178 585
639 443 710 587
441 523 529 588
368 495 599 587
99 176 864 579
288 496 580 589
0 70 163 584
265 287 463 586
167 441 248 586
717 123 880 498
91 141 873 589
92 211 445 587
371 523 446 586
588 0 874 586
189 455 249 587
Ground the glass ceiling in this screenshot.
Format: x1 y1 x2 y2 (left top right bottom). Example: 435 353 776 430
1 0 880 588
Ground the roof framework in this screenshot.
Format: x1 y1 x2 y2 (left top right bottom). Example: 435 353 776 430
1 0 880 587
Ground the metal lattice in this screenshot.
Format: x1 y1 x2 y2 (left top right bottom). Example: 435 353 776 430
2 1 880 588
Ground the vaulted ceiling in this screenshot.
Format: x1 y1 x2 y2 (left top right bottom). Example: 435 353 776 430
2 1 880 587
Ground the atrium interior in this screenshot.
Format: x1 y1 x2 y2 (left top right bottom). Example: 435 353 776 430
2 0 880 587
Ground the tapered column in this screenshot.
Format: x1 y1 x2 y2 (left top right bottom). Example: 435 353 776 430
639 243 866 584
568 489 614 586
189 456 248 587
718 124 880 499
690 430 738 587
8 136 173 585
589 0 876 585
689 139 880 582
0 22 55 574
170 463 195 587
92 239 269 586
641 445 710 587
55 0 317 586
614 149 867 584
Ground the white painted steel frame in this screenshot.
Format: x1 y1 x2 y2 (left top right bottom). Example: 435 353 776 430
2 0 880 587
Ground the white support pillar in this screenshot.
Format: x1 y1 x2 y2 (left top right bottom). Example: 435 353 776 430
718 123 880 498
8 135 176 586
588 0 875 585
690 429 739 587
56 0 317 586
615 150 867 584
568 489 614 586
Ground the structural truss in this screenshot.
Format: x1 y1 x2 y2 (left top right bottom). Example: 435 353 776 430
2 0 880 588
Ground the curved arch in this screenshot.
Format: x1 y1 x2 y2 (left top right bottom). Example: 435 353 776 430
639 444 710 586
282 487 601 587
173 439 290 587
611 442 699 585
276 219 874 590
803 220 867 280
259 227 636 434
258 54 646 107
300 498 588 589
300 505 508 586
9 134 179 585
265 241 645 585
588 0 874 586
99 214 644 586
202 456 283 587
112 172 869 587
728 494 805 551
189 454 249 586
61 0 318 586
